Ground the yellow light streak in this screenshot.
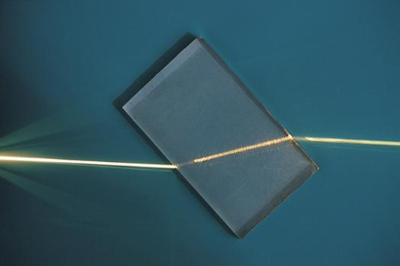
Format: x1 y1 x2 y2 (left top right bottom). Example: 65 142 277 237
0 155 177 170
191 135 293 164
295 137 400 147
1 136 399 170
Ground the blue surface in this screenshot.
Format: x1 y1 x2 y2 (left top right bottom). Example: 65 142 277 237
0 0 399 265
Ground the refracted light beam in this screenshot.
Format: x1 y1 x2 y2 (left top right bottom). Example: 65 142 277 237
190 135 293 164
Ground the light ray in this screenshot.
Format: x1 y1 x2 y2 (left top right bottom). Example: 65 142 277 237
190 135 293 164
295 137 400 147
0 155 177 169
1 136 400 170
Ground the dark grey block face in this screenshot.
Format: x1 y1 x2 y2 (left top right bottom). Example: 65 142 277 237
123 38 318 238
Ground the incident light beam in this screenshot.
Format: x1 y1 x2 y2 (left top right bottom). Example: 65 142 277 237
0 155 177 169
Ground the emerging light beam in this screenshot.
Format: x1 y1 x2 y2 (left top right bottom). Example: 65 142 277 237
295 137 400 147
0 155 177 170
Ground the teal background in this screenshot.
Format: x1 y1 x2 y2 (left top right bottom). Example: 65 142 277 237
0 0 399 265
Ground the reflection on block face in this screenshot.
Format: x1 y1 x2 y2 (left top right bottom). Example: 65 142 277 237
122 37 318 238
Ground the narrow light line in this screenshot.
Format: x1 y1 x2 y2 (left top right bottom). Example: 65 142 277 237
1 136 399 170
0 155 177 170
191 135 293 164
295 137 400 147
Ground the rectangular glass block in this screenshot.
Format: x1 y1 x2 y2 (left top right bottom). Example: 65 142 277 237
123 38 318 238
